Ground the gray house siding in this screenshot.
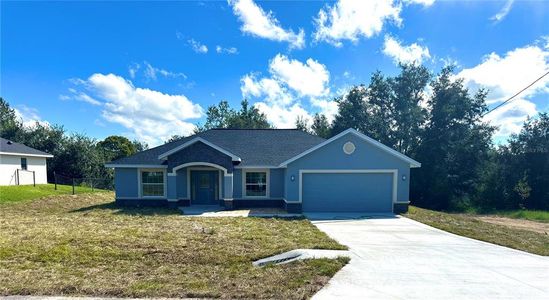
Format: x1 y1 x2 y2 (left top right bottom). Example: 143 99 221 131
167 141 234 174
270 168 285 198
175 168 188 199
229 168 286 209
233 169 243 198
114 168 138 198
285 132 411 212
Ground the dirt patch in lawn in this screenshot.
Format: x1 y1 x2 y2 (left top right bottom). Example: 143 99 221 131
405 206 549 256
0 192 347 299
477 216 549 235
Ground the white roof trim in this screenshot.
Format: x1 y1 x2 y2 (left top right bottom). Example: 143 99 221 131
234 165 282 169
278 128 421 168
157 137 241 161
105 164 167 168
0 151 53 158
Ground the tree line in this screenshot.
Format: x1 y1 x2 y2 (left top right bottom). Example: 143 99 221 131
1 97 146 188
1 63 547 211
294 65 548 212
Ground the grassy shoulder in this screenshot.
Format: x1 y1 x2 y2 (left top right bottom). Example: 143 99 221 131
494 210 549 223
0 192 347 299
0 184 104 204
405 206 549 256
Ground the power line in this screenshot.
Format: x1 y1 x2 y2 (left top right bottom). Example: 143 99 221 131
482 70 549 117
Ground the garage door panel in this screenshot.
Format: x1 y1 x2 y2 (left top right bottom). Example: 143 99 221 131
302 173 393 213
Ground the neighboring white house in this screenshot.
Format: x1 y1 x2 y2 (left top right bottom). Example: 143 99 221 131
0 137 53 186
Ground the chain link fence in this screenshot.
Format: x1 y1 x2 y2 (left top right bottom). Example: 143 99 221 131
52 172 114 194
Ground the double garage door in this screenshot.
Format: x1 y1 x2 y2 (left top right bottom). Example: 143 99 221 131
302 171 394 213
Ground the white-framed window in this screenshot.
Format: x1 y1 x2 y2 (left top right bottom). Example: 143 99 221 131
243 169 269 197
20 158 28 170
140 169 165 197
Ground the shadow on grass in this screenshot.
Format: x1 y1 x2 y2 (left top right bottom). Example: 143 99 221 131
70 202 182 216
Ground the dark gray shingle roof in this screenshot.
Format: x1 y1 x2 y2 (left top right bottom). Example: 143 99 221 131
0 137 53 157
109 129 326 167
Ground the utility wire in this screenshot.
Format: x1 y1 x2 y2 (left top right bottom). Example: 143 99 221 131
482 70 549 117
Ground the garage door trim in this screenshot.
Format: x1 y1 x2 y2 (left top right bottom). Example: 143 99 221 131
299 169 398 211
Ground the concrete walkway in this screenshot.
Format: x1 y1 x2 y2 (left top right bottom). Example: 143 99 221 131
309 214 549 300
179 205 300 217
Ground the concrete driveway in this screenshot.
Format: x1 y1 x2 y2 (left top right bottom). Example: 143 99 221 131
308 214 549 300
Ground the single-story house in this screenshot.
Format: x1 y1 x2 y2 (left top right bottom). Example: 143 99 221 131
105 128 420 213
0 137 53 186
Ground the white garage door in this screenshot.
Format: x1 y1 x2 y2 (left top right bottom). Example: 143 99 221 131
301 171 395 213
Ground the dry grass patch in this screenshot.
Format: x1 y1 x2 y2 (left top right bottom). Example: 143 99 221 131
0 192 347 299
405 206 549 256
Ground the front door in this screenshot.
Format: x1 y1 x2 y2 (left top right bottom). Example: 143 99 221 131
191 170 218 205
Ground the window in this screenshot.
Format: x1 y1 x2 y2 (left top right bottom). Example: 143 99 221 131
20 158 27 170
141 170 164 197
245 171 268 197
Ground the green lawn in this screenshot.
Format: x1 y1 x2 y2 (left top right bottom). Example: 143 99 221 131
494 210 549 223
405 206 549 256
0 192 348 299
0 184 104 204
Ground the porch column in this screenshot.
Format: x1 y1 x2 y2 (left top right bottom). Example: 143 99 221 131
167 174 177 202
223 174 234 209
223 174 233 199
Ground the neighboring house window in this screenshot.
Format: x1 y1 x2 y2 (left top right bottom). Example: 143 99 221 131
141 170 164 197
20 158 27 170
245 171 268 197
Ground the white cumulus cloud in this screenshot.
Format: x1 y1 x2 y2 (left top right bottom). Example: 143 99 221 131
269 54 330 98
254 102 312 129
458 41 549 139
484 99 537 141
215 45 239 54
69 73 203 146
382 35 431 64
458 44 549 104
403 0 435 7
187 39 208 54
313 0 402 47
14 105 49 128
240 54 336 127
228 0 305 49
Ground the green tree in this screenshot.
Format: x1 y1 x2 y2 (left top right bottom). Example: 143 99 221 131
311 113 331 138
197 99 272 131
484 113 549 210
389 64 430 155
0 97 23 140
331 85 369 135
331 64 430 152
413 66 495 210
295 116 309 132
97 135 141 161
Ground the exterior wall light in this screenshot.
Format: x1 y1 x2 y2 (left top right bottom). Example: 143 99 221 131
402 175 407 181
290 175 295 182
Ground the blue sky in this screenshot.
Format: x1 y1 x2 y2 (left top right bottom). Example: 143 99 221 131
2 0 548 146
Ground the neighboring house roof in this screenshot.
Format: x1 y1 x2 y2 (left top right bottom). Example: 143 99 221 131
0 137 53 158
106 129 327 167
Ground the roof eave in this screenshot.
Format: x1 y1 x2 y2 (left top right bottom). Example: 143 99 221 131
0 151 53 158
104 164 168 168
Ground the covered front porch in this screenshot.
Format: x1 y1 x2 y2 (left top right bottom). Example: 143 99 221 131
166 162 234 208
